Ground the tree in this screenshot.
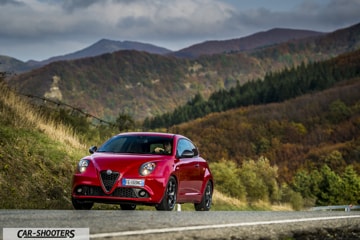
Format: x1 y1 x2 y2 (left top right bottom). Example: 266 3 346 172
210 161 246 200
321 150 346 173
328 100 351 124
116 112 135 132
240 161 268 202
239 157 279 202
341 165 360 205
281 183 304 210
291 170 317 207
292 163 360 207
317 165 343 205
255 156 280 202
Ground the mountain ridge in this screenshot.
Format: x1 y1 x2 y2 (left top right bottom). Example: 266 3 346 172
0 39 171 73
26 39 172 68
172 28 324 58
1 27 326 73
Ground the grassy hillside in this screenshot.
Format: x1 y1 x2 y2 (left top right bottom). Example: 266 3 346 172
0 82 87 208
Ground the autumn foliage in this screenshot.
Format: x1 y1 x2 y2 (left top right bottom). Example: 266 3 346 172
168 51 360 207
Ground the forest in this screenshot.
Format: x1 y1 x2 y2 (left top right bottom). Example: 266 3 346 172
144 49 360 129
166 50 360 208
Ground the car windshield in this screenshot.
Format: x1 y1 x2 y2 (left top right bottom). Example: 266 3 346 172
97 135 173 155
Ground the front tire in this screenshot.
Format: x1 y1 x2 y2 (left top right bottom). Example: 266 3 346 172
194 181 213 211
72 198 94 210
156 176 177 211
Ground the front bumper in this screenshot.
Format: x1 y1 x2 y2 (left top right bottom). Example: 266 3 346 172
72 174 167 204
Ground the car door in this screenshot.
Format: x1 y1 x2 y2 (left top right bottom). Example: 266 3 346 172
176 138 203 201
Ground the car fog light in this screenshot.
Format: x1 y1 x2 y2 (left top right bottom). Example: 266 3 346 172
77 188 83 193
139 190 146 197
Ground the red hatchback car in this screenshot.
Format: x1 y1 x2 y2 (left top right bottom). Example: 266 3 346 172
71 132 213 211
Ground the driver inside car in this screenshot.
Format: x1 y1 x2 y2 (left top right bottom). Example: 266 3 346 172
154 141 172 154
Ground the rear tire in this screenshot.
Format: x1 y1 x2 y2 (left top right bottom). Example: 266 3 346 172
194 181 213 211
72 198 94 210
155 176 177 211
120 204 136 210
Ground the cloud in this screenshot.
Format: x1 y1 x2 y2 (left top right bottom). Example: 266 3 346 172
0 0 234 39
320 0 360 26
0 0 359 61
60 0 99 12
0 0 24 6
222 0 360 34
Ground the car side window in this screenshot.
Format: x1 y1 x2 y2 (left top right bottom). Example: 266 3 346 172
177 139 198 157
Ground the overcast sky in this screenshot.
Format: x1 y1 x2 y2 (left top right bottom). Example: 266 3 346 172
1 0 360 61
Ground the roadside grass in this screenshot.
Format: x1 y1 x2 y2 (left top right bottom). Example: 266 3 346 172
0 83 86 208
0 82 84 150
0 125 86 208
177 190 292 211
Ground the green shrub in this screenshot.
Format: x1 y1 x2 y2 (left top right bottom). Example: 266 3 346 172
210 161 246 200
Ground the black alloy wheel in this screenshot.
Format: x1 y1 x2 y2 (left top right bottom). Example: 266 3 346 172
155 176 177 211
194 181 213 211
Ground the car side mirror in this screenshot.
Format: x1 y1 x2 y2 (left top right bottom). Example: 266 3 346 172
89 146 97 154
193 148 199 156
181 150 194 158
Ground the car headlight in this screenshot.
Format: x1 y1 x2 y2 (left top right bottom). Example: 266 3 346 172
139 162 156 176
78 159 89 173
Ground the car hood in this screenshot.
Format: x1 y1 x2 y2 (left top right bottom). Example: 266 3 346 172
88 152 167 172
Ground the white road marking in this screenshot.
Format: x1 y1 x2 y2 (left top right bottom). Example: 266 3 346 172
90 215 360 238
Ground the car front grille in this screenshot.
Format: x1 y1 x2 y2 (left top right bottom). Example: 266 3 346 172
74 186 139 198
113 188 137 198
100 170 120 192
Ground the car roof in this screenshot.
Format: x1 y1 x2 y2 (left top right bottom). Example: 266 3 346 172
117 132 179 139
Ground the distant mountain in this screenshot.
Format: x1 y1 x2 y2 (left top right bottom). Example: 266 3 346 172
2 28 324 74
172 28 324 58
0 55 30 74
28 39 172 67
0 39 172 73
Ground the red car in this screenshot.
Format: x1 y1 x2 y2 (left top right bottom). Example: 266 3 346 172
71 132 213 211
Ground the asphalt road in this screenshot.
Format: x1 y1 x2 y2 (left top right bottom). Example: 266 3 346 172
1 210 360 240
